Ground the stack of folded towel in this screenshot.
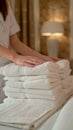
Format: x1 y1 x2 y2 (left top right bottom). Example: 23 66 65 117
0 60 73 129
0 62 63 104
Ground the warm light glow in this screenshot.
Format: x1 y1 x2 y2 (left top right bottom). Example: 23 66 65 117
42 33 51 36
42 33 63 37
52 33 63 36
41 21 64 37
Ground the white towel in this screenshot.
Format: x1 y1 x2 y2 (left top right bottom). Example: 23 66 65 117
4 91 26 99
3 87 25 93
0 62 59 76
59 67 70 73
56 60 71 80
5 92 55 100
3 98 26 103
4 85 62 100
5 79 61 90
61 76 71 89
4 75 59 82
59 69 71 75
57 60 70 71
56 76 73 106
4 94 64 108
57 59 70 72
25 87 62 96
60 69 71 79
0 99 54 124
62 76 73 96
3 83 62 101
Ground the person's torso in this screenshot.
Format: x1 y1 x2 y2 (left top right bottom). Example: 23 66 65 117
0 8 10 66
0 11 10 48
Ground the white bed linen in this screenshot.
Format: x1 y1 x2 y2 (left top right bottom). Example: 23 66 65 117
0 111 60 130
52 97 73 130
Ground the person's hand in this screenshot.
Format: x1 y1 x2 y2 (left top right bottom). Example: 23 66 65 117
49 57 60 62
13 54 45 67
41 55 60 62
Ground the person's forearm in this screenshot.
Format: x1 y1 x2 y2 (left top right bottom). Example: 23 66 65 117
18 41 42 57
0 45 17 62
10 35 60 62
10 38 45 59
15 41 60 61
11 40 59 61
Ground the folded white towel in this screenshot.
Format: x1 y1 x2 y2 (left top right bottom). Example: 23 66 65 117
5 89 61 100
70 76 73 85
61 76 71 89
5 92 55 100
3 98 26 103
5 79 61 90
25 87 62 96
25 93 59 100
4 85 62 100
0 99 54 124
0 62 59 76
4 94 64 107
56 60 71 80
60 69 71 75
57 60 70 71
3 87 25 93
5 91 26 99
60 78 73 106
63 85 73 97
60 69 71 77
4 75 59 82
57 60 70 73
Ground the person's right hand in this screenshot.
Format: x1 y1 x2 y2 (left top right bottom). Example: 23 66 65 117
13 54 45 67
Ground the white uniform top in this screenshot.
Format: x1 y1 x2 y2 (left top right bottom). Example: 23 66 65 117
0 6 20 66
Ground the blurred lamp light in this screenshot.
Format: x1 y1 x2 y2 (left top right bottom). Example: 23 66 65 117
41 21 64 36
41 21 64 57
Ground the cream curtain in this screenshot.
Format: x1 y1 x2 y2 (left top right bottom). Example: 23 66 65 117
10 0 35 49
9 0 15 10
15 0 35 49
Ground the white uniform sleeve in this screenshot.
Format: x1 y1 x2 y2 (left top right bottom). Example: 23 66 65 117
9 7 20 36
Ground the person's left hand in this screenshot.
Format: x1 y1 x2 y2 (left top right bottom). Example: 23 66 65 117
13 54 45 67
41 55 60 62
